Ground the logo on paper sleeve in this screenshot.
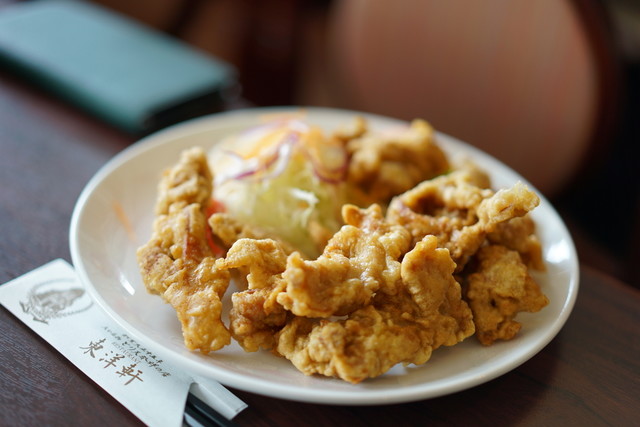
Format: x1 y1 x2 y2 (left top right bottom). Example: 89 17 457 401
20 278 93 324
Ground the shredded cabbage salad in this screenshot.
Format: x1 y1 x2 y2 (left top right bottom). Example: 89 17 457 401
209 117 351 257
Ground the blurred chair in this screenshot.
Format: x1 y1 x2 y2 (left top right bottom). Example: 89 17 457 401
327 0 620 197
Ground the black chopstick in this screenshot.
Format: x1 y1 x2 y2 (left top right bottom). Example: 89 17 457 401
184 392 238 427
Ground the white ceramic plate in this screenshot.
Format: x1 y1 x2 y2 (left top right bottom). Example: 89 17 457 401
70 107 579 405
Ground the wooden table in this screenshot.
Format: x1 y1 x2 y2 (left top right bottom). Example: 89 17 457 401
1 71 638 427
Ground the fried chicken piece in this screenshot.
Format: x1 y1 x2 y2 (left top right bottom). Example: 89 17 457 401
137 147 231 353
216 238 289 352
455 181 540 269
277 226 387 318
487 215 545 271
276 307 429 384
346 119 449 203
454 160 492 189
154 147 213 216
275 236 474 384
331 115 367 144
387 171 540 270
466 245 549 345
400 237 474 343
387 171 493 246
341 204 412 295
342 205 412 257
276 204 411 318
209 212 299 290
208 212 297 254
138 147 217 297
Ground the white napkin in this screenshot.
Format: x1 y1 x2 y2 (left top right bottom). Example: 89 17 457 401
0 259 247 426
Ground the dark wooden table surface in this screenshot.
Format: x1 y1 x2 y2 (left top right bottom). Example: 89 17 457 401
1 71 639 427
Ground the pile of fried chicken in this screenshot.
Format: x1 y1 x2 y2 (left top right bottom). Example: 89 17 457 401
137 118 548 384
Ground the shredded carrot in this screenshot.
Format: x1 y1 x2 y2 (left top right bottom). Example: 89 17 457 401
205 198 226 257
112 201 137 243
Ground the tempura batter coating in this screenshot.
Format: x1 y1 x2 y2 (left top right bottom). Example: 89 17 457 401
275 236 474 384
154 147 213 216
330 115 367 144
346 119 449 203
466 245 549 345
208 212 297 255
277 205 411 318
137 147 231 353
387 171 540 270
487 216 545 271
216 238 289 352
277 227 385 318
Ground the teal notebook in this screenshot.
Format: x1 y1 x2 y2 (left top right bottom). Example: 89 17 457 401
0 0 237 134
